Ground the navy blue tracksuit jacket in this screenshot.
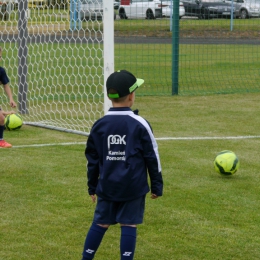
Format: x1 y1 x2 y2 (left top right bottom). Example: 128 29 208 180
85 107 163 202
0 67 9 86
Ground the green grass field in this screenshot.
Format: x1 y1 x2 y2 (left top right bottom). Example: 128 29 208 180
1 7 260 259
1 93 260 260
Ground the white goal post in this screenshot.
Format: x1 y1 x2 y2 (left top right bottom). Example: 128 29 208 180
103 0 114 114
1 0 114 136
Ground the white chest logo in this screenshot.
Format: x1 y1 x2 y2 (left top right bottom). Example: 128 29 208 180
108 135 126 149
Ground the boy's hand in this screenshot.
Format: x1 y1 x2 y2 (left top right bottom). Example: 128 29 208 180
2 110 15 116
10 100 17 108
151 194 158 199
90 195 96 203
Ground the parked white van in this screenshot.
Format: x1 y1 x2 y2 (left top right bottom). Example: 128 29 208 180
118 0 184 19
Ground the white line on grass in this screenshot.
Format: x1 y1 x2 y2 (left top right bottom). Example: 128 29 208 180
156 135 260 140
12 142 86 148
11 135 260 149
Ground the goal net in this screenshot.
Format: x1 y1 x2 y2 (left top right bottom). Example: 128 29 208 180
0 0 114 135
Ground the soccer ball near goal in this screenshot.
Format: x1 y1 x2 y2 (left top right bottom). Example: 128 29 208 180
214 150 240 175
4 113 23 131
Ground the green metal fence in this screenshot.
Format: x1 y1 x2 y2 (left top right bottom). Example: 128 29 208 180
114 16 260 96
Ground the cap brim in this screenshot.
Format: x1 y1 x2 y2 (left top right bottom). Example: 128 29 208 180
136 78 144 87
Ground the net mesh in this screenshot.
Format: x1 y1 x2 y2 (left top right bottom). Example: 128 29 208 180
1 0 104 135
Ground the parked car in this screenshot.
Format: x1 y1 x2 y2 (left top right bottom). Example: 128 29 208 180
119 0 166 19
162 1 186 19
114 0 120 10
182 0 239 19
224 0 260 18
78 0 103 20
78 0 116 20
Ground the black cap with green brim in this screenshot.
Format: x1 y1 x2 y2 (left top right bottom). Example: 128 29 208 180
106 70 144 99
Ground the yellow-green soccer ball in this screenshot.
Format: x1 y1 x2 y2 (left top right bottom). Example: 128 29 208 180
214 150 240 175
4 113 23 131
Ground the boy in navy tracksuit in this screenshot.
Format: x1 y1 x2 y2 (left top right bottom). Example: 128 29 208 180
0 47 16 148
81 70 163 260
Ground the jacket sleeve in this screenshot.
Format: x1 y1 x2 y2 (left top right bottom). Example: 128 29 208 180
85 134 99 195
142 129 163 196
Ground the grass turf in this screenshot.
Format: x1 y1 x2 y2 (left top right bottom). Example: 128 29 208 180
1 93 260 259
